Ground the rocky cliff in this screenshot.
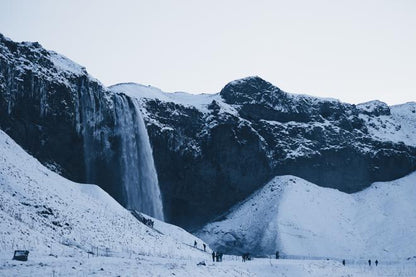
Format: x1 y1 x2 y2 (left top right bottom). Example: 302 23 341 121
113 80 416 229
0 34 164 218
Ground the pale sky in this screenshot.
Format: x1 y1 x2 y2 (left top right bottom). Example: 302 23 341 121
1 0 415 105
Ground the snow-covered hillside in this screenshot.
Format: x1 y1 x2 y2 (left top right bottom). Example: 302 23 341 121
358 101 416 147
197 173 416 259
0 129 209 260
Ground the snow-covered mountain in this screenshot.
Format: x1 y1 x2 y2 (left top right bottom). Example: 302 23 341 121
1 33 416 232
197 173 416 259
111 79 416 229
0 129 209 260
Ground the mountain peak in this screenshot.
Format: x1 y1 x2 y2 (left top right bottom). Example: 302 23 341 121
357 100 390 116
0 34 87 82
227 75 270 86
220 76 283 105
223 76 278 91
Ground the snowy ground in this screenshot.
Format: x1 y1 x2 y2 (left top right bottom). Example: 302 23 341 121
1 254 416 276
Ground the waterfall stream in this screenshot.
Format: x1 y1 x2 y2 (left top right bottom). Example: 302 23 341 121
114 95 164 220
79 89 164 220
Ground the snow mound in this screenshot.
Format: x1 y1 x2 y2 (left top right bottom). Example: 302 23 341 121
197 174 416 259
0 130 209 260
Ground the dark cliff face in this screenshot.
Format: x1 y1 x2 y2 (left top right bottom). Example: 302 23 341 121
1 35 416 231
0 34 141 206
140 77 416 228
140 98 271 228
220 77 415 193
0 35 87 182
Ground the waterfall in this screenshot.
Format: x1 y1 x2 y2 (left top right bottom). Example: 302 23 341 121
113 95 164 220
78 85 164 220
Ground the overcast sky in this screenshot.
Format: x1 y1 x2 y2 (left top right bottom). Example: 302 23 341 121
1 0 415 105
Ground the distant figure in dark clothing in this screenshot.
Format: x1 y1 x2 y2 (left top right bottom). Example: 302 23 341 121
216 253 219 262
219 252 223 262
375 260 378 266
368 259 371 266
194 241 197 248
342 259 345 266
212 251 215 262
275 251 279 259
203 243 206 252
242 253 249 262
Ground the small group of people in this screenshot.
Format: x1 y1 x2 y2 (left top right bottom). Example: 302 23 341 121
368 259 379 266
341 259 379 266
242 253 250 262
212 251 223 262
193 241 207 252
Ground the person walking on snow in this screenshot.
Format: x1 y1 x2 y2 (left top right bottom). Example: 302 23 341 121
203 243 206 252
194 240 197 248
368 259 371 266
212 251 215 262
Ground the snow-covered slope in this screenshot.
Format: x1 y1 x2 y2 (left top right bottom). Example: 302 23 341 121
197 174 416 259
358 101 416 147
110 83 239 115
0 130 209 260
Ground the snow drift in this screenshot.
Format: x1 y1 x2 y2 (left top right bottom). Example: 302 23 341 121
197 174 416 259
